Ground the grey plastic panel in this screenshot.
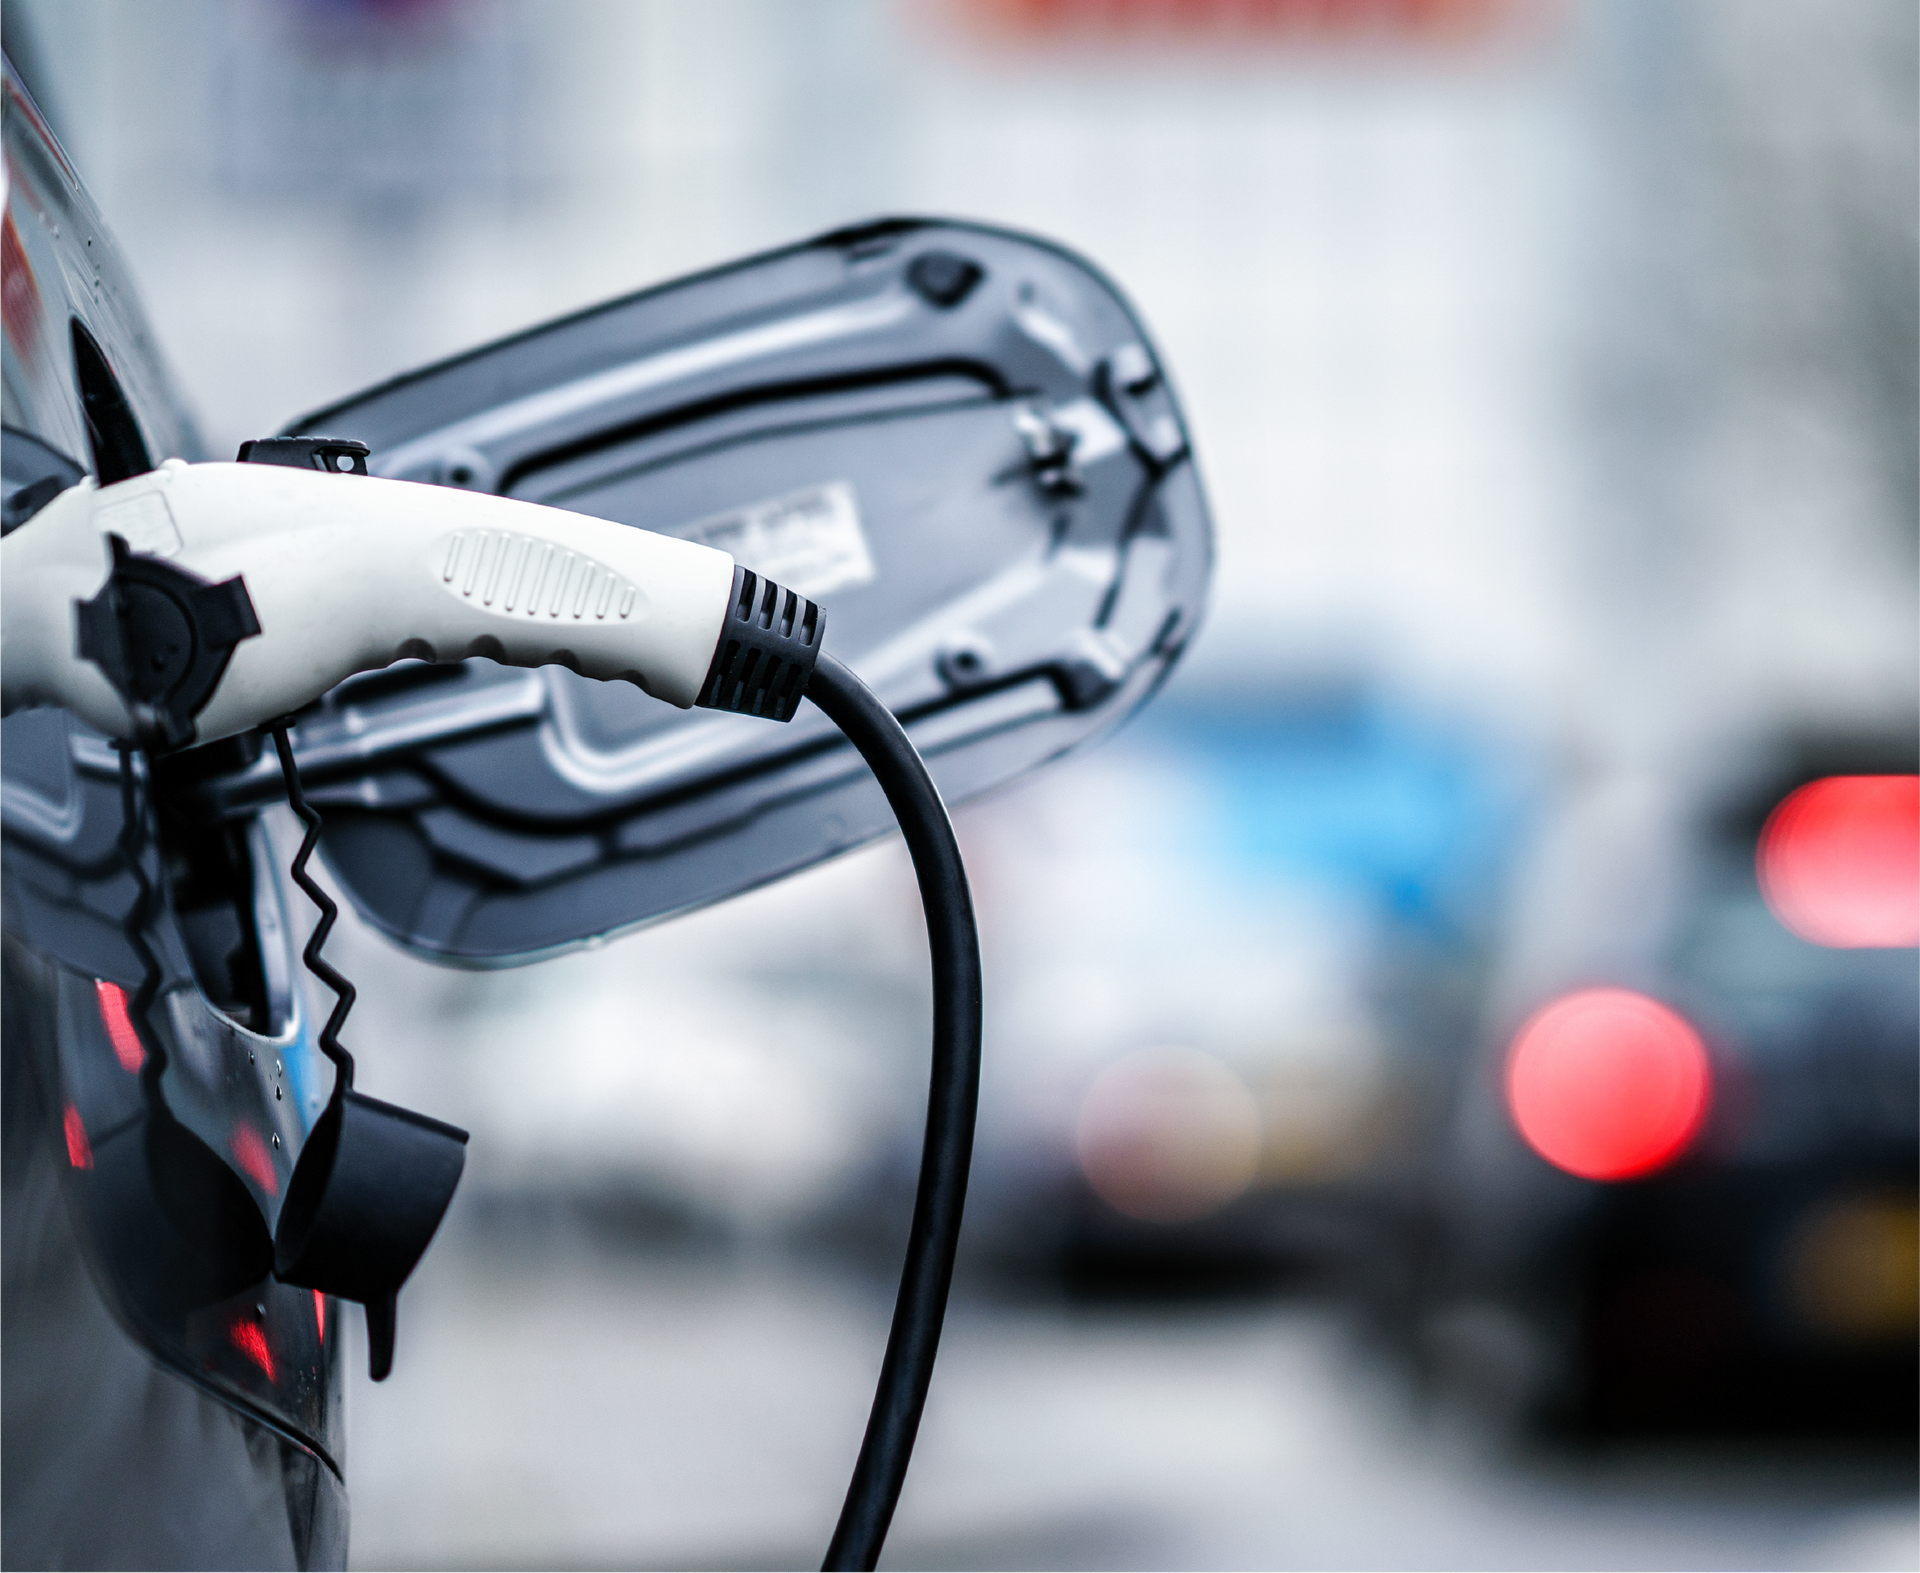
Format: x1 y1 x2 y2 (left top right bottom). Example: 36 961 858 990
192 219 1214 963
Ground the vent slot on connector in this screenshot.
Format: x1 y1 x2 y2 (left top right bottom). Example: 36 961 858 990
696 565 823 724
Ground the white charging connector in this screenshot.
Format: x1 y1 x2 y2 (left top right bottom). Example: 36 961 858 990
1 448 971 1571
2 458 746 747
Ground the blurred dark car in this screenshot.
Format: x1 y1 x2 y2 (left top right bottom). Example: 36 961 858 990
1394 739 1919 1439
952 684 1533 1298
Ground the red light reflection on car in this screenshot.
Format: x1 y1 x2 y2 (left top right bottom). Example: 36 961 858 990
1758 775 1920 948
1505 988 1711 1181
94 980 146 1072
63 1104 93 1169
229 1123 280 1196
314 1290 326 1340
1 212 42 363
230 1318 277 1383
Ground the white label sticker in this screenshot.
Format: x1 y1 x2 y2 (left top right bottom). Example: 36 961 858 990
96 492 182 558
672 481 874 600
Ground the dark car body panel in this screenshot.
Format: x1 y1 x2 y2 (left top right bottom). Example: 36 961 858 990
3 60 349 1569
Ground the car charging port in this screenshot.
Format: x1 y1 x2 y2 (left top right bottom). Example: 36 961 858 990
149 733 279 1035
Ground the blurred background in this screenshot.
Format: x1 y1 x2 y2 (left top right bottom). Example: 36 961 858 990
7 0 1917 1567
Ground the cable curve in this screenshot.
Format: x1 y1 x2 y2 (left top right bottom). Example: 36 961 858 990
269 725 357 1088
807 653 983 1573
115 746 167 1094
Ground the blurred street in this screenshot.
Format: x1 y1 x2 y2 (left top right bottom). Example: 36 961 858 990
6 0 1914 1567
345 1232 1917 1571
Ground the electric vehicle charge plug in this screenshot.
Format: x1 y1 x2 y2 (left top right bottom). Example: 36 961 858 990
2 457 972 1570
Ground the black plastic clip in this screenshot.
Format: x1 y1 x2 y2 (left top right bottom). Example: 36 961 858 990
75 535 261 752
236 435 371 475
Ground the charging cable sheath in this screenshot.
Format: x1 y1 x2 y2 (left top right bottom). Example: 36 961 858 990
808 653 982 1572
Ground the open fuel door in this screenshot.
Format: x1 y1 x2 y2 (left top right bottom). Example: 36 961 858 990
190 218 1213 962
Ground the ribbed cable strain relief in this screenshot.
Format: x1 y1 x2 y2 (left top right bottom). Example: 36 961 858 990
695 564 825 723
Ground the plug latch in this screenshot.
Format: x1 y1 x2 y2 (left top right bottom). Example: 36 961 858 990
236 435 371 475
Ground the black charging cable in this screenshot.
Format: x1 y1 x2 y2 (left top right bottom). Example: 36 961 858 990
248 611 975 1561
807 653 983 1573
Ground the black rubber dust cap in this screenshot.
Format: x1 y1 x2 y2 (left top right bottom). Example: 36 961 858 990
273 1089 468 1381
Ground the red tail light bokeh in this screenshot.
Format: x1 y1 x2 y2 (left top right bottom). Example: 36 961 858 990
1506 988 1711 1181
1758 775 1920 948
